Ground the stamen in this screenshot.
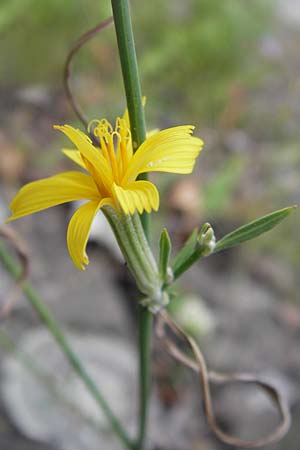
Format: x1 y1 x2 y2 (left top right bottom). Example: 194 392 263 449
116 117 130 175
107 135 120 183
99 136 110 161
120 140 128 174
87 119 100 134
112 130 121 145
89 118 124 182
100 118 113 133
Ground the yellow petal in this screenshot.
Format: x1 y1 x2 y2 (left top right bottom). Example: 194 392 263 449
122 126 203 184
147 128 160 138
7 171 99 222
55 125 113 190
63 149 87 170
113 180 159 215
67 199 110 270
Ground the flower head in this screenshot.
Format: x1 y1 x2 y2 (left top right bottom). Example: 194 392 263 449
7 110 203 270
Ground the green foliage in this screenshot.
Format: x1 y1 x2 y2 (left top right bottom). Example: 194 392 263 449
170 206 297 279
172 228 198 278
203 156 245 215
135 0 273 124
214 206 297 253
0 0 111 83
159 228 172 282
0 0 272 125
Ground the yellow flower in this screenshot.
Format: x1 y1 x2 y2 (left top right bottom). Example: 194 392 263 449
7 113 203 270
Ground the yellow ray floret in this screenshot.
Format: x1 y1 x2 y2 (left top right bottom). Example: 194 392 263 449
6 172 99 222
113 181 159 215
67 199 111 270
7 111 203 269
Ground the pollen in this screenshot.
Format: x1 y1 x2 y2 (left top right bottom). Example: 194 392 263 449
91 117 132 185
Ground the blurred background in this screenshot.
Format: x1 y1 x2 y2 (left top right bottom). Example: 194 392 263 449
0 0 299 449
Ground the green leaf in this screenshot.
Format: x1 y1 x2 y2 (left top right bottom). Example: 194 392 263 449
159 228 172 281
172 228 198 278
214 206 297 253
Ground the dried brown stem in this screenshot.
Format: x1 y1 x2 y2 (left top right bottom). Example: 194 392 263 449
156 310 291 448
64 17 114 128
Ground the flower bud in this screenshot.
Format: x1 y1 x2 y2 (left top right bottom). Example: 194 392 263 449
197 223 216 256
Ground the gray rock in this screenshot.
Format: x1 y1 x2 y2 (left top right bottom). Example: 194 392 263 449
278 0 300 27
1 328 137 450
6 208 132 336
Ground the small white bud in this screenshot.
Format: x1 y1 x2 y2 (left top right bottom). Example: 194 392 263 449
165 266 174 284
197 223 216 256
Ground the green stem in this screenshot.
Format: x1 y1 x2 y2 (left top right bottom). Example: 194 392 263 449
0 240 135 450
137 307 152 450
111 2 153 448
111 0 149 235
173 250 205 280
111 0 146 147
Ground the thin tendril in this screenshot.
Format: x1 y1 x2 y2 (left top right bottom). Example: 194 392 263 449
64 17 114 129
156 310 291 448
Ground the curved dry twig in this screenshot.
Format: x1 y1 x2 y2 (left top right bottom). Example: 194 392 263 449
0 225 29 318
156 309 291 448
64 17 114 128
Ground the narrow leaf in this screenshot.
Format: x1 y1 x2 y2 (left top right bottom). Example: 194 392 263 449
159 228 172 280
214 206 297 253
172 228 198 277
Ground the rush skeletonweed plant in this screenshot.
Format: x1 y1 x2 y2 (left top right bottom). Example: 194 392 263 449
2 1 295 448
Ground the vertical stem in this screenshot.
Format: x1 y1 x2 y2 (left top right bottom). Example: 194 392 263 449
111 0 146 146
111 2 152 449
111 0 149 236
137 307 153 450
